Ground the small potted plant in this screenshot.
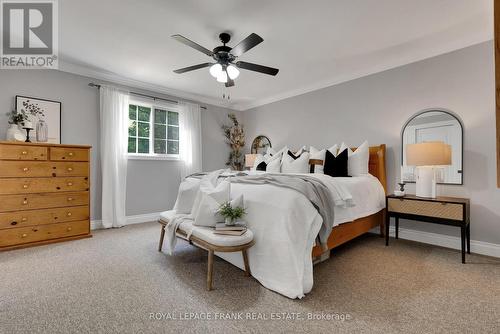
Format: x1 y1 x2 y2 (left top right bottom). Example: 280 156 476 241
217 201 246 226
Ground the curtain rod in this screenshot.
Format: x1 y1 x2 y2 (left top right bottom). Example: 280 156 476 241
88 83 207 110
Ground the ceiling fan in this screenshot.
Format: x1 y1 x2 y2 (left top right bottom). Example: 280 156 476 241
171 32 279 87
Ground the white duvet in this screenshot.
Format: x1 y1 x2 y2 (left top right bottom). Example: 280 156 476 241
183 172 386 299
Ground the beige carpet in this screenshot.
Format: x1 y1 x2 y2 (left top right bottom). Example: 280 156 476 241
1 222 499 334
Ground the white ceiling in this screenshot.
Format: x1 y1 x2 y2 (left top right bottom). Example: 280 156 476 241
59 0 493 110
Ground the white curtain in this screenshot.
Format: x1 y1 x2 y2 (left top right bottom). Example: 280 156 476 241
99 86 130 228
179 102 202 179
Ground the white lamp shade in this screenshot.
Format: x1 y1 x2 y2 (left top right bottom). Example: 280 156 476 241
227 65 240 80
406 141 452 166
216 70 228 83
209 64 222 78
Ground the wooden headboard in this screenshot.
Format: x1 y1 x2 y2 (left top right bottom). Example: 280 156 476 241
366 144 387 194
309 144 387 194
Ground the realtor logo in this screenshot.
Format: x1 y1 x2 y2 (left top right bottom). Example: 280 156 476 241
1 0 58 69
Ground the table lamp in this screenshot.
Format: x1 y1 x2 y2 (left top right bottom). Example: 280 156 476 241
406 141 451 198
245 154 258 170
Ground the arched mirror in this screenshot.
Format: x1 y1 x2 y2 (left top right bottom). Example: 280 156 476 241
402 109 463 185
251 135 272 154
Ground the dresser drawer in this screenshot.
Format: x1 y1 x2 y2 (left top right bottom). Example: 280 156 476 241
388 198 463 221
0 220 89 247
0 144 47 161
0 161 89 178
50 147 89 161
0 206 89 229
0 177 89 195
0 192 89 212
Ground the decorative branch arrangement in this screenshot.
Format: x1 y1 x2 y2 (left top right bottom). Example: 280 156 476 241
222 113 245 171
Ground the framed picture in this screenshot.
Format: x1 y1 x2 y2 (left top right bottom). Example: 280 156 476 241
16 95 62 144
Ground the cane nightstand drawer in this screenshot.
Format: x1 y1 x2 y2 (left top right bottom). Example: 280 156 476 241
0 144 47 161
0 161 89 178
388 198 463 221
0 192 89 212
0 206 89 230
50 147 89 162
0 177 89 195
0 220 90 247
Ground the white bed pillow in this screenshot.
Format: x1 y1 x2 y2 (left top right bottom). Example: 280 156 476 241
339 141 369 176
281 151 310 174
254 151 283 173
266 155 282 173
309 146 326 174
173 179 200 214
252 154 265 171
328 144 339 156
266 146 288 157
194 180 230 227
191 170 226 219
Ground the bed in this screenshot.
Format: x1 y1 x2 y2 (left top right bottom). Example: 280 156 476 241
311 144 387 260
163 144 387 298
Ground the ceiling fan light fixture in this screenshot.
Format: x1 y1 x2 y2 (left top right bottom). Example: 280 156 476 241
227 65 240 80
216 70 228 83
209 63 222 78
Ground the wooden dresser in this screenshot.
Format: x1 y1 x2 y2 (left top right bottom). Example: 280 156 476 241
0 142 92 250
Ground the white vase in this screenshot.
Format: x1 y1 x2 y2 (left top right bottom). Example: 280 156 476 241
6 124 24 141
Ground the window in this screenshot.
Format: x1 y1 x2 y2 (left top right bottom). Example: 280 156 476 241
128 102 180 159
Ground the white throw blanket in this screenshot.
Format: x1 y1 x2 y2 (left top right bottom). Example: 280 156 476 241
163 214 192 255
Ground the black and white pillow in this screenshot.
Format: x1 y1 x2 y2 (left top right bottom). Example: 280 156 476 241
339 141 369 176
309 144 338 174
281 150 310 174
252 150 284 173
323 148 349 177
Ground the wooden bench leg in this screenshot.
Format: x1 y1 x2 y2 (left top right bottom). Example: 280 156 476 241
158 224 166 252
242 249 251 277
207 249 214 291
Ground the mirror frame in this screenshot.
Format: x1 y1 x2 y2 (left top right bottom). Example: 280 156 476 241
401 108 464 185
250 135 272 154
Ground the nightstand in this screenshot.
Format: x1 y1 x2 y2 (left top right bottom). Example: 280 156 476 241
385 195 470 263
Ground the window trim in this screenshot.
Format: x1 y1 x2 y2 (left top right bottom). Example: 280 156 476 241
127 100 181 160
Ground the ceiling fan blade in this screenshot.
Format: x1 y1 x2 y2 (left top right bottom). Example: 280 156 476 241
173 63 212 74
236 61 279 76
171 34 213 56
230 33 264 57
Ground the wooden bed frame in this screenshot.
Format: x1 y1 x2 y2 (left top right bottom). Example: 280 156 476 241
311 144 387 260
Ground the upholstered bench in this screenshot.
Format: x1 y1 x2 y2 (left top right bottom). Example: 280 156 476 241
158 210 255 291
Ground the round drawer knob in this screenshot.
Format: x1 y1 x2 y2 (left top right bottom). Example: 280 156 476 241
68 152 74 157
22 217 27 221
22 200 28 205
67 197 74 201
23 167 29 172
23 184 28 189
21 151 27 155
67 167 73 172
67 182 73 186
67 212 72 217
21 233 27 238
11 221 17 226
67 227 72 231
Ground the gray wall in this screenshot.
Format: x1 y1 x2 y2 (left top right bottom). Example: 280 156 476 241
243 41 500 245
0 70 236 219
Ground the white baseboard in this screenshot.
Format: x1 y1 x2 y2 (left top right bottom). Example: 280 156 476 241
91 212 162 230
384 226 500 259
90 213 500 258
